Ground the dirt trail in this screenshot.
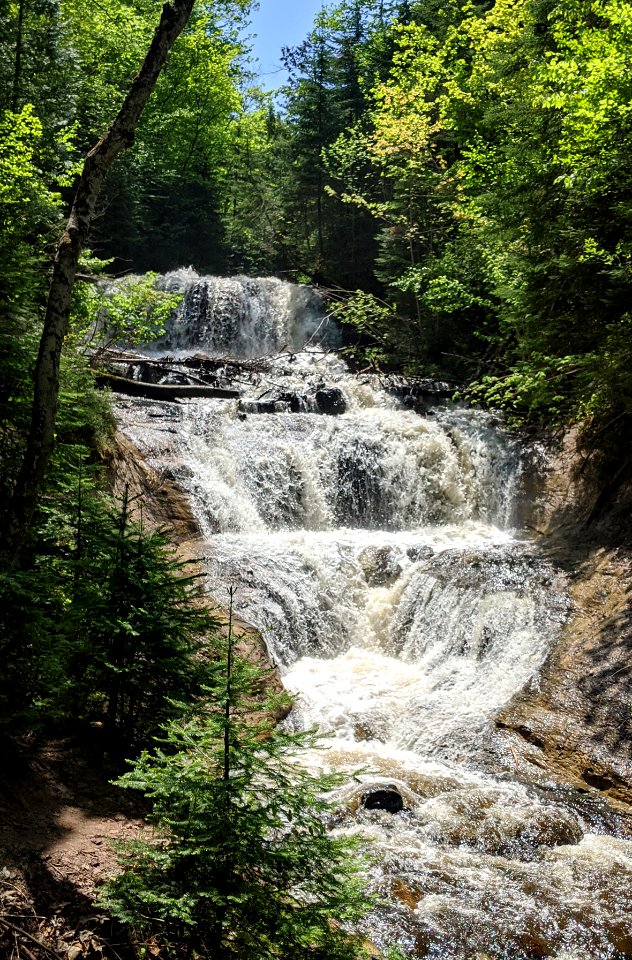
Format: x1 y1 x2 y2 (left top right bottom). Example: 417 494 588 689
0 738 146 959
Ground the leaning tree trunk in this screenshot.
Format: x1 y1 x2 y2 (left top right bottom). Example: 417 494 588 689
1 0 196 568
11 0 26 112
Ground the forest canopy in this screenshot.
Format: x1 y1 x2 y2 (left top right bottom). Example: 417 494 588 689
3 0 630 431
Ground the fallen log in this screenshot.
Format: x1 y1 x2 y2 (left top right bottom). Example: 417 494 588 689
95 347 276 374
96 371 240 400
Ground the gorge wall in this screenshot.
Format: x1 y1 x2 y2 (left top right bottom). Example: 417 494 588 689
497 430 632 807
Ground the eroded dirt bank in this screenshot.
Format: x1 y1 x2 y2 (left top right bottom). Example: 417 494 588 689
496 429 632 806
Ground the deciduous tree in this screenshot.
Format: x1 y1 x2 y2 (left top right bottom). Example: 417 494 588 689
1 0 197 567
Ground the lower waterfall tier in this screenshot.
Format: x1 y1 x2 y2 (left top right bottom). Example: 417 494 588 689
112 341 632 960
203 531 568 759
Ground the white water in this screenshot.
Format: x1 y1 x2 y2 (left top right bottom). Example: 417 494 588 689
114 276 632 960
153 270 339 357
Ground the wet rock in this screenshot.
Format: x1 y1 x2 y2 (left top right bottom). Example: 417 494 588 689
238 397 292 414
239 398 278 414
342 778 417 814
315 387 346 415
161 462 195 482
276 391 309 413
417 787 584 858
160 371 195 385
511 724 546 750
380 375 458 402
391 879 422 910
106 433 200 544
359 546 403 586
133 360 161 383
611 923 632 957
362 787 405 814
407 544 434 564
353 721 376 741
495 548 632 806
581 768 625 792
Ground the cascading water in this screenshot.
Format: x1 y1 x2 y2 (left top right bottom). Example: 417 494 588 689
114 275 632 960
152 269 340 357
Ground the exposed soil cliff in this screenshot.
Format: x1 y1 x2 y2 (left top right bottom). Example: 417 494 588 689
496 429 632 806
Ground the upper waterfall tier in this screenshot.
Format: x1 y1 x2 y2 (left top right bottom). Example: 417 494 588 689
154 271 339 358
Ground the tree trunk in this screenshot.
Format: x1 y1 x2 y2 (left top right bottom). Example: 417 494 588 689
12 0 26 112
1 0 196 568
95 371 240 401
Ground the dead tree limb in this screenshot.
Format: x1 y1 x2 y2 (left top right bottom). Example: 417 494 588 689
96 371 239 401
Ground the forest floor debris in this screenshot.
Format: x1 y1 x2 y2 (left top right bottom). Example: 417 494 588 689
0 737 144 959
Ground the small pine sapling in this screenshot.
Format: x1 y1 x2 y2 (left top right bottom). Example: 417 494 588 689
101 591 376 960
67 485 218 749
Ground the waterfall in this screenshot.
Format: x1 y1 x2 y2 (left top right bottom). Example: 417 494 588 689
153 269 339 357
168 402 518 534
114 275 632 960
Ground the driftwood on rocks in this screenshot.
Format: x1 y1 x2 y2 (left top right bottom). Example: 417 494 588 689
96 371 239 401
95 347 278 376
93 349 457 411
94 348 280 393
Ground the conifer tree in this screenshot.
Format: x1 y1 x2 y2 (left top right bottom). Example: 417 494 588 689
65 486 218 749
101 595 375 960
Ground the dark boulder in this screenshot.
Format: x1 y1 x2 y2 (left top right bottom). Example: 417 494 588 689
315 387 346 416
362 787 405 813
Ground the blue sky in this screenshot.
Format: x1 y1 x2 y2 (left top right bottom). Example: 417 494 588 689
243 0 326 88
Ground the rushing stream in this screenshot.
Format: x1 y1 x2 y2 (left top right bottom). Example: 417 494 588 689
114 273 632 959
